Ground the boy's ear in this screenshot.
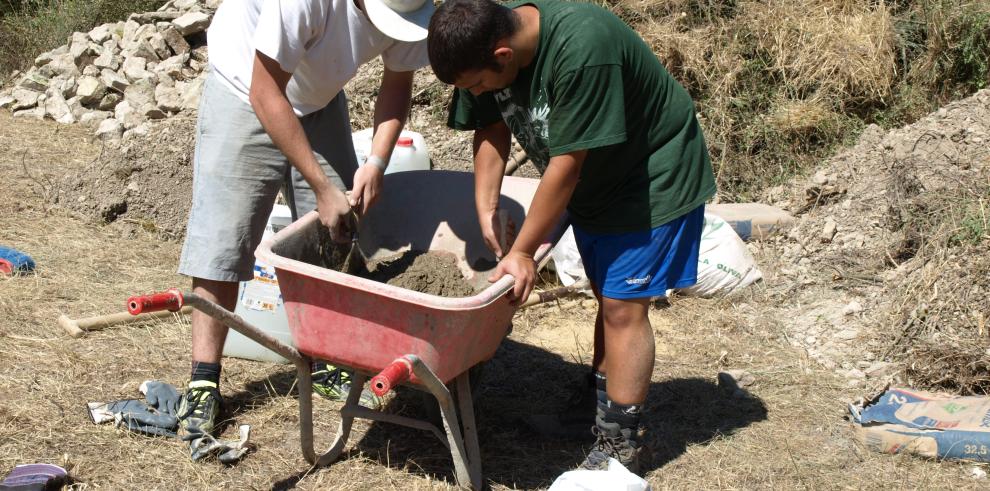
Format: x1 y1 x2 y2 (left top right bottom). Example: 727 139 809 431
493 46 513 63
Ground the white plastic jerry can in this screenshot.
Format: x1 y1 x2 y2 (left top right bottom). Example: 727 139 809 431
351 128 431 174
222 204 297 364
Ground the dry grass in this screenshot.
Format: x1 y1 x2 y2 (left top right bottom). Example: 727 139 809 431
1 111 985 489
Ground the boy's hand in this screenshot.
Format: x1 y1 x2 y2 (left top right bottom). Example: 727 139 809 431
316 186 355 243
480 209 516 258
350 163 384 215
489 250 535 305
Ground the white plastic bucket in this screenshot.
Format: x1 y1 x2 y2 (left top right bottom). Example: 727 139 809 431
222 204 296 364
351 128 431 174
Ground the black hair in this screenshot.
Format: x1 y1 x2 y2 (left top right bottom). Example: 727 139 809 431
427 0 521 84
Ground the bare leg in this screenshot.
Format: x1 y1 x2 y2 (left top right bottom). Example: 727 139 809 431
601 297 654 405
191 277 239 363
592 288 605 374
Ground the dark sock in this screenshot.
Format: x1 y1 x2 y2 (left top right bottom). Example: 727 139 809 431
190 361 221 385
603 399 642 430
593 371 607 404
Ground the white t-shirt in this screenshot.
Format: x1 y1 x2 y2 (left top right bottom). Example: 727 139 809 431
207 0 429 116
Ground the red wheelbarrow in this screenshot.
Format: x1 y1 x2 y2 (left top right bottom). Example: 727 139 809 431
128 171 564 489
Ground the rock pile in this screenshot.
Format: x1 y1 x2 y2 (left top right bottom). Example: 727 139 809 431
0 0 218 141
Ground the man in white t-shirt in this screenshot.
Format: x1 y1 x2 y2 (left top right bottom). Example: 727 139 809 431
175 0 433 441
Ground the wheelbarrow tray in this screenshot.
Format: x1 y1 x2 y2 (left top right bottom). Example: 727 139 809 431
256 170 558 385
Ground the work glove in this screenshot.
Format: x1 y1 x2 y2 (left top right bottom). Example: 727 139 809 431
87 380 181 438
183 424 254 464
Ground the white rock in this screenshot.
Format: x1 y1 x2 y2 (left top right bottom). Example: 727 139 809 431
836 329 859 341
123 122 151 141
804 335 817 345
122 56 152 82
126 181 141 193
68 32 93 62
180 75 204 110
100 68 130 93
155 84 183 113
66 96 86 120
10 88 40 110
122 39 161 62
970 467 986 479
13 106 46 119
34 48 58 67
0 93 14 109
205 0 223 9
48 75 77 99
121 19 142 48
174 0 198 9
19 71 49 91
77 76 107 105
89 23 113 44
842 301 864 316
93 47 120 71
80 110 113 127
124 78 156 108
156 53 188 81
190 45 208 63
40 53 80 79
821 218 837 243
95 118 124 140
82 65 101 77
172 12 211 36
44 92 74 124
149 32 171 60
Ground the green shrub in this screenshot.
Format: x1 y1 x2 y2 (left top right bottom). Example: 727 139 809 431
0 0 165 81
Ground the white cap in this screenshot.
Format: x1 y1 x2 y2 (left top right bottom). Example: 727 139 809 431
363 0 435 42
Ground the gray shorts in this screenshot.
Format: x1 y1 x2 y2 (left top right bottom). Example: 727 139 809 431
178 71 359 282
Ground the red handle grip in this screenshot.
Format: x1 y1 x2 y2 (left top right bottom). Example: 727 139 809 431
127 288 184 315
371 358 413 397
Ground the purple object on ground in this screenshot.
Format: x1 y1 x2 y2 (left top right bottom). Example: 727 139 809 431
0 464 67 490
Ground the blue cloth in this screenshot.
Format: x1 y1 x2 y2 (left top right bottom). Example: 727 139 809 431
573 205 704 299
0 246 35 274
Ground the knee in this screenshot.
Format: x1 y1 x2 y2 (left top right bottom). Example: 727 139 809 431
601 298 649 329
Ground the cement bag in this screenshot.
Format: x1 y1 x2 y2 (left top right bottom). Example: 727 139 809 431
849 387 990 462
679 214 762 297
550 226 588 288
548 458 650 491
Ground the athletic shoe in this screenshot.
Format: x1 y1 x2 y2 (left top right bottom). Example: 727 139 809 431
312 364 383 410
178 380 222 437
580 417 642 473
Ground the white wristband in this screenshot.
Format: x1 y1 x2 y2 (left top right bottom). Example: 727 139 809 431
363 155 387 172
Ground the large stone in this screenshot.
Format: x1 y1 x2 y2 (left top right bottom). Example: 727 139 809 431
172 12 211 36
95 118 124 140
44 92 74 124
33 45 66 67
121 19 141 49
66 96 86 120
98 92 123 111
10 88 40 110
129 11 182 24
68 32 93 62
122 56 152 82
19 70 49 92
100 68 129 93
82 64 101 77
124 78 156 108
190 45 208 63
0 92 14 109
13 106 46 120
180 75 204 110
48 75 77 99
160 26 190 55
93 48 120 71
77 75 107 105
80 110 113 127
115 100 143 129
89 24 113 44
122 39 160 62
174 0 198 9
155 83 183 113
39 53 80 79
149 33 171 60
156 53 188 81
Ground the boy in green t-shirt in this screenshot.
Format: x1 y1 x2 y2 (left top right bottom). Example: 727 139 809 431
428 0 716 472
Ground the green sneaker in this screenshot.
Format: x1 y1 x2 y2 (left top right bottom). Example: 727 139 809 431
178 380 223 437
311 364 383 410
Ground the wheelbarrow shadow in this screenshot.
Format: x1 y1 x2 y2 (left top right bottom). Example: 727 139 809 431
346 338 768 489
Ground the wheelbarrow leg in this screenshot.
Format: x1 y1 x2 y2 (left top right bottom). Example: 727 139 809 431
297 357 363 467
456 372 483 490
411 362 477 489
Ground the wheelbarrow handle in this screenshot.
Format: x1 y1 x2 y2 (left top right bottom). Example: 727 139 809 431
371 357 414 397
127 288 185 315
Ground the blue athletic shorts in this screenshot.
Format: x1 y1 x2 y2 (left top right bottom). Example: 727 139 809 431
573 205 704 299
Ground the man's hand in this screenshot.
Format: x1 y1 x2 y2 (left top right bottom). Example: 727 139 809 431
479 208 517 258
489 250 536 305
316 186 354 243
350 163 384 214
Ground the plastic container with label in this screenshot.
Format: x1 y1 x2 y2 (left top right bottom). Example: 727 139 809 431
351 128 431 174
222 204 296 364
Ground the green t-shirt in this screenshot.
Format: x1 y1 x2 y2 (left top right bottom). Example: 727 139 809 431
448 0 716 233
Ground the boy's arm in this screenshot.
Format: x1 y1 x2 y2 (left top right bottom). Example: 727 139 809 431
493 150 587 304
351 67 415 214
473 120 512 256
